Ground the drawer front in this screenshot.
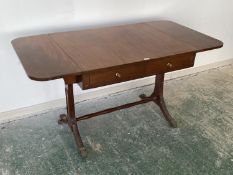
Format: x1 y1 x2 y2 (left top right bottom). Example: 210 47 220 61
145 53 196 76
81 53 196 89
82 63 144 89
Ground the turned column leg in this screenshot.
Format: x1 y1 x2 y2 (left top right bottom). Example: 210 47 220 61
153 74 177 128
139 74 177 128
65 83 87 157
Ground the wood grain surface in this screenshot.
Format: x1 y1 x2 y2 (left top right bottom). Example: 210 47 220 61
12 21 223 81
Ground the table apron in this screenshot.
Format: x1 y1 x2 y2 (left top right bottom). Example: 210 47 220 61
80 52 196 90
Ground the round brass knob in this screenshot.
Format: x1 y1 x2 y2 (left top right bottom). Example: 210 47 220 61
167 63 173 68
115 72 121 78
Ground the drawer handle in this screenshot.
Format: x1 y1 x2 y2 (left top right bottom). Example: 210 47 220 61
115 72 121 78
167 63 173 68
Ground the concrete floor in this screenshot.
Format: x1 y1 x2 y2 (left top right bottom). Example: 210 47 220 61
0 65 233 175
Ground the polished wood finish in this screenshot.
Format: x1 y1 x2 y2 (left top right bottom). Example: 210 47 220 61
145 53 195 76
65 83 87 157
11 20 223 156
147 21 223 52
12 35 82 81
12 21 223 81
82 52 196 89
153 74 177 127
60 73 176 127
83 62 145 89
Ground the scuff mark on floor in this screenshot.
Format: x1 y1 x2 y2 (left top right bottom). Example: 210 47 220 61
86 136 103 153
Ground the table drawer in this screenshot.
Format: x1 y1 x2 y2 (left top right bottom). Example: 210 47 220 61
145 53 196 76
82 63 145 89
81 53 196 89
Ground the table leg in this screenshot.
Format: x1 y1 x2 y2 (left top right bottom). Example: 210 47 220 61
140 74 177 128
65 83 87 157
58 74 176 156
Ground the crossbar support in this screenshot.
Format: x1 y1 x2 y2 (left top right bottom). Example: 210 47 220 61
60 73 177 157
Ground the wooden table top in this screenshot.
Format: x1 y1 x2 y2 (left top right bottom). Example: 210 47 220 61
12 21 223 81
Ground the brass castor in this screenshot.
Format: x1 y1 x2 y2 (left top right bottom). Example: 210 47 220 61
169 118 178 128
139 94 147 99
58 114 68 124
80 147 87 158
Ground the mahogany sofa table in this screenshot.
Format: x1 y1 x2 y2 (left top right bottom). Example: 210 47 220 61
12 21 223 157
